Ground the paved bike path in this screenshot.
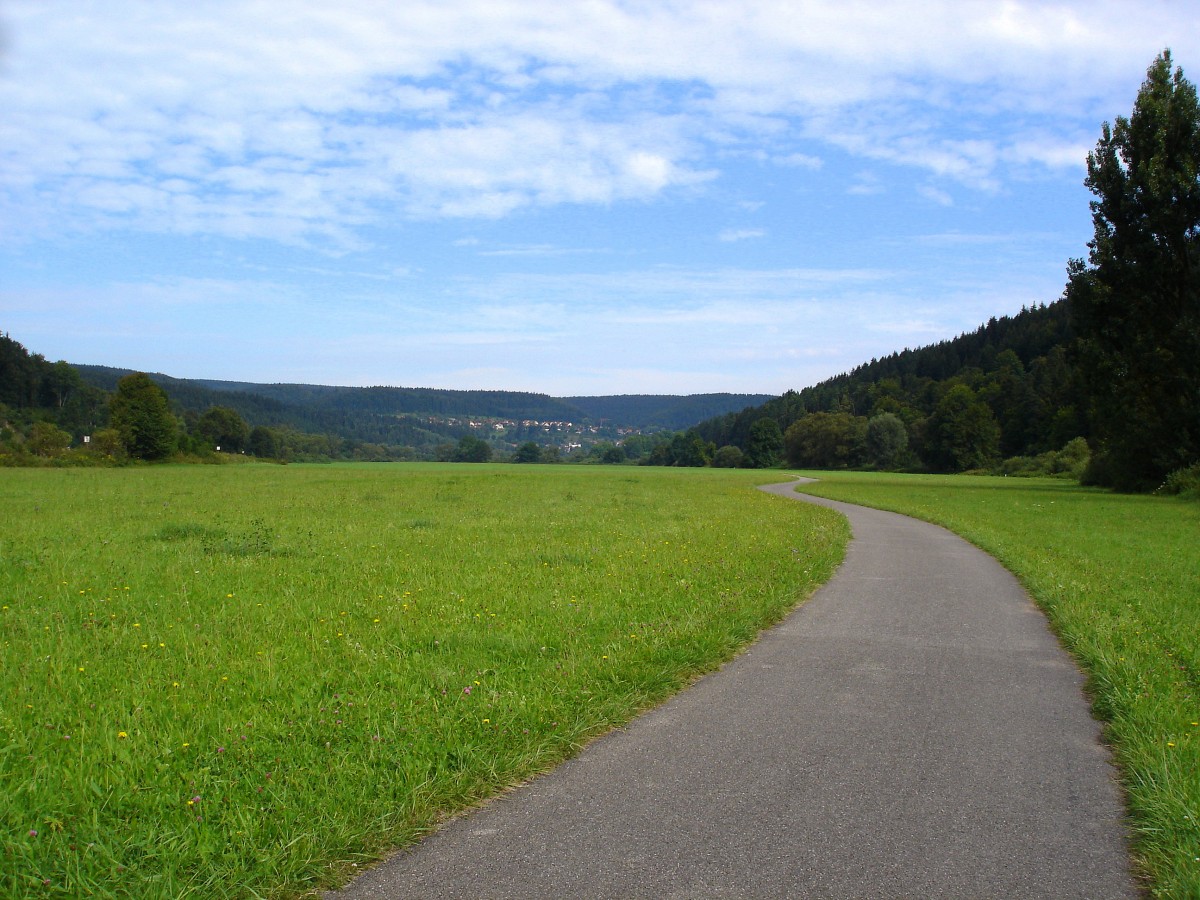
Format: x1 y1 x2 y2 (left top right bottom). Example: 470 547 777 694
328 481 1135 899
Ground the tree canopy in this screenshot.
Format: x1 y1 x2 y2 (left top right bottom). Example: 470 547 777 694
109 373 177 460
694 301 1083 476
194 406 250 453
745 417 783 468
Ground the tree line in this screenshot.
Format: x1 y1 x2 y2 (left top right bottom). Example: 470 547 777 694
0 339 744 467
0 338 731 466
693 301 1090 477
0 343 416 465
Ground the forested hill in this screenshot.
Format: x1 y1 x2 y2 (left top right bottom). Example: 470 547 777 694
71 365 770 432
694 300 1086 472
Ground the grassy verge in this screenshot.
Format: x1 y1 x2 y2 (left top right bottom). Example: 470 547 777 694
0 464 846 898
788 471 1200 898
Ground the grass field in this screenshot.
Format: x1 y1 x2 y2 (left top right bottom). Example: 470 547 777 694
789 471 1200 898
0 464 847 898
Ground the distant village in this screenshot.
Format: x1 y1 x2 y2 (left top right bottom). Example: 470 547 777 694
427 415 642 452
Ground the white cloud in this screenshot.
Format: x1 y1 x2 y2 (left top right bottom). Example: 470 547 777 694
719 228 766 242
1 0 1196 247
917 185 954 207
777 153 824 170
477 244 607 257
1007 137 1094 170
848 171 885 196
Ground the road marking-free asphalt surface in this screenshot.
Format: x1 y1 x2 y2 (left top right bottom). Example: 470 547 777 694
327 481 1135 899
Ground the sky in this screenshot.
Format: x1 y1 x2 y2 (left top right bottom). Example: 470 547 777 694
2 2 1198 397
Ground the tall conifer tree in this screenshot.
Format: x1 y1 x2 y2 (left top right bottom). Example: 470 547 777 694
1067 51 1200 490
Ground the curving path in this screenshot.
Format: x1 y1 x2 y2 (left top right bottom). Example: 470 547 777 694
327 481 1135 899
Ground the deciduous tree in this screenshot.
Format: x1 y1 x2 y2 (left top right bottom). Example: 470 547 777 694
195 406 249 453
42 361 81 409
712 445 745 468
865 412 908 469
454 435 492 462
28 421 71 457
249 425 281 459
924 384 1000 472
669 430 714 467
513 441 542 463
109 373 176 460
745 417 783 468
645 430 714 466
783 412 866 469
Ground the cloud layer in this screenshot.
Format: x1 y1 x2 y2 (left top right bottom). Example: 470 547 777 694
3 0 1193 245
2 1 1197 394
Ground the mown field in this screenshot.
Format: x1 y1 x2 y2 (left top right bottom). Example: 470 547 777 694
791 471 1200 898
0 464 847 898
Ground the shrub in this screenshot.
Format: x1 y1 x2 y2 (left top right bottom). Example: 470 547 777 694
1052 437 1090 478
1158 463 1200 499
997 437 1091 480
712 445 745 468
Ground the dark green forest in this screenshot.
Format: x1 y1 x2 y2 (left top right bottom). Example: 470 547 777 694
691 300 1091 477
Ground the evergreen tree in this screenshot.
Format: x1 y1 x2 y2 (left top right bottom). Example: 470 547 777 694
1067 50 1200 490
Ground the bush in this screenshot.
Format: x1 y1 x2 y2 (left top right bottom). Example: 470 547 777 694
997 454 1043 477
712 445 745 468
28 422 72 457
997 437 1090 480
1053 437 1090 478
1158 463 1200 499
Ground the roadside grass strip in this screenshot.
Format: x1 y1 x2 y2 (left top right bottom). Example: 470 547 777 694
790 471 1200 899
0 464 846 898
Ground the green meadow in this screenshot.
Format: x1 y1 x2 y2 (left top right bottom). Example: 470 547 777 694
0 464 846 898
791 471 1200 898
6 464 1196 898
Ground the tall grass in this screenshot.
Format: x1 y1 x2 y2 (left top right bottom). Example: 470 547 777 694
790 471 1200 898
0 464 846 898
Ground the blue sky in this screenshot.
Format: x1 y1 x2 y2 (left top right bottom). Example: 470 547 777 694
2 1 1197 396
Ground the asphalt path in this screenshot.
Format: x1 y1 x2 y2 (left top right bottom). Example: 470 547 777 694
326 480 1135 899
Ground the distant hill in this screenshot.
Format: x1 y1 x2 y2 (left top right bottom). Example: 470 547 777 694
71 364 771 441
17 305 1092 474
